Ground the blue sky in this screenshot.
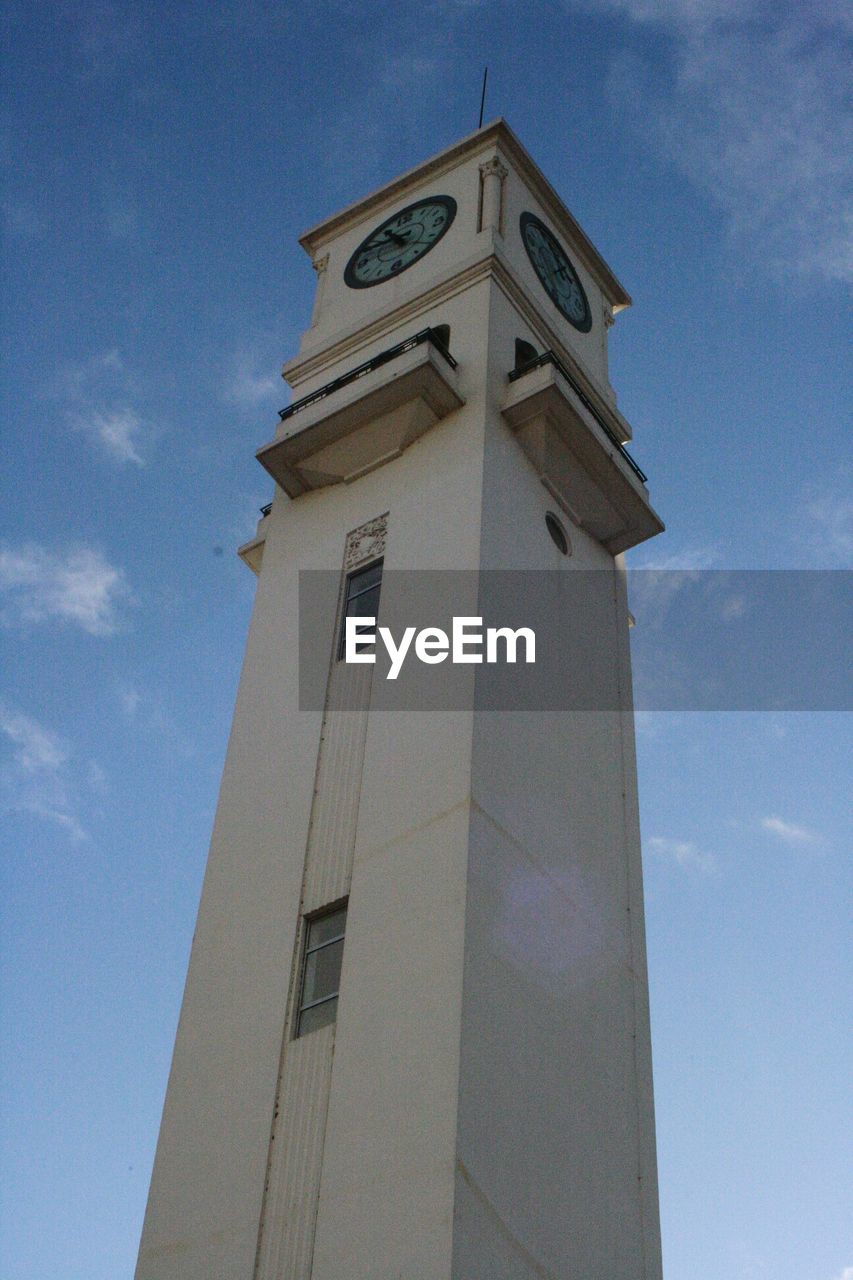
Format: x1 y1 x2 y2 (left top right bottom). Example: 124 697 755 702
1 2 850 1278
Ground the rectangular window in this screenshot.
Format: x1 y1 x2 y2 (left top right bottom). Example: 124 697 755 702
295 903 347 1037
338 559 383 658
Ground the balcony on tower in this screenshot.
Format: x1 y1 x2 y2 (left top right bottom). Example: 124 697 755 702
502 350 664 555
256 327 464 498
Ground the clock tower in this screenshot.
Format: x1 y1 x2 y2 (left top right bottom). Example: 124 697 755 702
136 120 664 1280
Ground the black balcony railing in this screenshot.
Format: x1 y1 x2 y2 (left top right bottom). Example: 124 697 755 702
509 350 648 485
278 327 457 425
259 502 273 517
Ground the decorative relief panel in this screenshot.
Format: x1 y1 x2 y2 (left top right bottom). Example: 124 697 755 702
343 512 388 570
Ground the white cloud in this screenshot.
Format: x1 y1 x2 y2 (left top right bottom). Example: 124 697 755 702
646 835 717 873
761 815 818 845
223 350 281 409
831 1268 853 1280
585 0 761 25
86 759 108 795
719 594 746 621
115 682 195 756
597 0 852 281
118 683 142 717
0 543 131 635
56 348 124 397
799 472 853 567
72 407 145 466
629 543 719 572
628 544 717 628
0 706 68 772
55 349 151 466
634 710 662 737
0 703 86 841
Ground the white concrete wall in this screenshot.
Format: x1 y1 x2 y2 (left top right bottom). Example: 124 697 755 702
448 279 662 1279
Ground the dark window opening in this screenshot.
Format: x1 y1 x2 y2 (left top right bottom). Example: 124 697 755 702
514 338 538 370
295 902 348 1038
338 559 383 659
545 511 570 555
431 324 451 354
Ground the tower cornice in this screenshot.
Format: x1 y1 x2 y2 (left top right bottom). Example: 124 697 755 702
298 119 632 312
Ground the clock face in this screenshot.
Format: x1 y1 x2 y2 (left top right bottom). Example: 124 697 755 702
344 195 457 289
520 212 592 332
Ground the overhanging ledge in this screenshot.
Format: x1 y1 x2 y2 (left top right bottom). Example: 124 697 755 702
502 357 664 555
256 334 464 498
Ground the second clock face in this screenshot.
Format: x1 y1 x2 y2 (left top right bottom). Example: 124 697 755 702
344 195 457 289
520 211 592 332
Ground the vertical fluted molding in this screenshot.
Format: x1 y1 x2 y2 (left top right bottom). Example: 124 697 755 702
254 1025 335 1278
254 515 387 1280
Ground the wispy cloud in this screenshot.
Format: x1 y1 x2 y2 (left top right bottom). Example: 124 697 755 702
831 1268 853 1280
86 759 108 795
55 349 151 466
761 815 818 845
628 543 718 627
0 543 131 635
719 593 747 621
116 682 195 757
797 471 853 567
72 407 146 466
628 550 761 642
118 683 142 717
0 706 68 772
56 347 123 397
223 348 282 409
629 543 719 572
634 710 663 737
0 703 86 841
598 0 852 281
646 835 717 873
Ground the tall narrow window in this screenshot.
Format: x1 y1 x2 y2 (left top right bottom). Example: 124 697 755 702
296 903 347 1037
338 559 383 658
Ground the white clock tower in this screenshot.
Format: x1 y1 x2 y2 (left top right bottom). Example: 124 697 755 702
136 120 665 1280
